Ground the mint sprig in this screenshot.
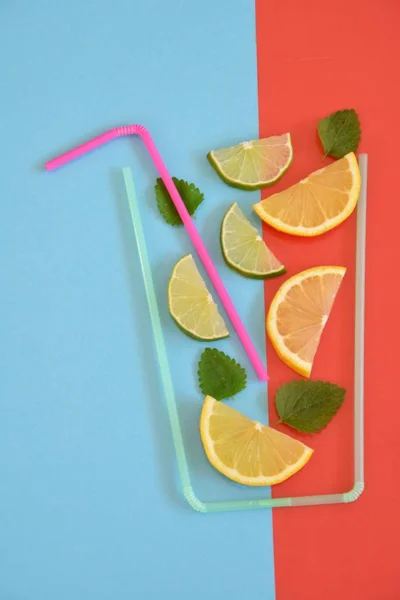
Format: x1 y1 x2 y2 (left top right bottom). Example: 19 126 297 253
317 108 361 159
198 348 247 400
155 177 204 225
275 380 346 434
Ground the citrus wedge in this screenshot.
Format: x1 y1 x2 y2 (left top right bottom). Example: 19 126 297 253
200 395 313 486
253 152 361 236
221 202 286 279
267 266 346 378
168 254 229 341
208 133 293 190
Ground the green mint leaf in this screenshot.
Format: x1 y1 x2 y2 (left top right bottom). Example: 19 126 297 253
198 348 247 400
317 109 361 159
275 380 346 434
155 177 204 226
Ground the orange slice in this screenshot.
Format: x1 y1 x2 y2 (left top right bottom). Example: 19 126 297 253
200 395 313 486
267 266 346 377
253 153 361 236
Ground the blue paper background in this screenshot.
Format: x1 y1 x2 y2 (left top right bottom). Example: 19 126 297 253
0 1 275 598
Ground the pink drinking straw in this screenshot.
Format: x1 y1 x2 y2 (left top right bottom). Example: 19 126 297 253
45 125 268 381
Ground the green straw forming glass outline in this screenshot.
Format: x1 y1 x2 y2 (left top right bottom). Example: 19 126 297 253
122 155 367 512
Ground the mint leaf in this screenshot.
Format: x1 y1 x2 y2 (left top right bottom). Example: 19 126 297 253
198 348 247 400
275 380 345 434
317 109 361 159
155 177 204 226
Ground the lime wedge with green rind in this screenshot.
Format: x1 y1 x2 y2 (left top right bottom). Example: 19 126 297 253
168 255 229 341
208 133 293 190
221 203 286 279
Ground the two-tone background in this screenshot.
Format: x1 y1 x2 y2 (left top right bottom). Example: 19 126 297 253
1 1 399 598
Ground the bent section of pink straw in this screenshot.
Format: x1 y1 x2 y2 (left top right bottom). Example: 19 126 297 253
45 125 268 381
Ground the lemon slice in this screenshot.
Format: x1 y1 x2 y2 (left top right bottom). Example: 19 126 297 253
253 152 361 236
200 395 313 486
267 266 346 377
168 255 229 341
208 133 293 190
221 202 286 279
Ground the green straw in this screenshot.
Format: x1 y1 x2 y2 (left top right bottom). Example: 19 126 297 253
122 157 367 512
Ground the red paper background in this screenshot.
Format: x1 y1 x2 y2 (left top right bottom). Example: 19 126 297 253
256 1 400 597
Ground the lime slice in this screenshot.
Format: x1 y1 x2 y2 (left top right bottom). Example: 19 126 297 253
168 255 229 341
221 203 286 279
207 133 293 190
